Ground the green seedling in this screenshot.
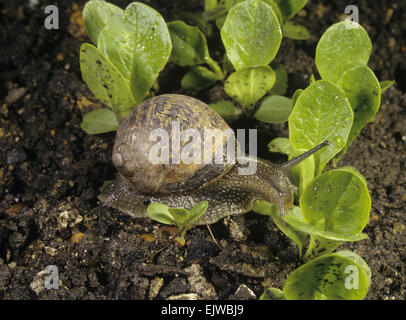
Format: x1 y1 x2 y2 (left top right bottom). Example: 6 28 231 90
79 0 172 133
315 21 393 161
167 20 223 91
268 21 393 194
273 0 308 21
262 250 371 300
220 0 281 114
210 0 309 40
316 21 372 84
161 0 297 122
221 0 282 71
254 167 370 262
284 167 371 261
282 21 310 40
147 201 209 244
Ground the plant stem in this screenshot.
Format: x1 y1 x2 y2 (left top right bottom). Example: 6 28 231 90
206 57 224 80
304 235 342 262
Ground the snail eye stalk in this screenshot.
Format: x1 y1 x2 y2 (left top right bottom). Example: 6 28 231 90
279 141 329 172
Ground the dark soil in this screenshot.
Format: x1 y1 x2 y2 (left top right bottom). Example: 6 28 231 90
0 0 405 300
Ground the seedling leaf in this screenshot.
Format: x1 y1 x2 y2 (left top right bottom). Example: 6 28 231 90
283 251 371 300
270 62 288 96
283 22 310 40
79 43 136 116
253 201 307 256
288 80 354 175
267 137 294 156
273 0 308 21
181 66 219 91
147 203 175 225
80 108 119 134
337 65 381 155
97 2 172 103
168 20 210 67
221 0 282 70
380 80 395 94
188 200 209 225
254 95 292 123
316 21 372 83
225 66 276 112
168 208 190 226
299 168 371 236
209 100 241 123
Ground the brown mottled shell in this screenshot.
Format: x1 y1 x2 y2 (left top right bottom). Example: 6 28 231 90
112 94 235 195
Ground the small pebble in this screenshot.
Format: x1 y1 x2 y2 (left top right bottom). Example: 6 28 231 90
71 232 85 243
7 148 27 165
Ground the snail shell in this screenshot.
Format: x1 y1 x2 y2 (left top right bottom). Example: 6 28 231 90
112 94 234 194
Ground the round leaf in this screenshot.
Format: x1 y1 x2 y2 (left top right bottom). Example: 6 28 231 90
168 20 209 67
80 108 119 134
337 65 381 151
282 22 310 40
209 100 241 123
267 137 294 156
283 251 371 300
147 203 175 225
254 95 292 123
316 21 372 83
221 0 282 70
288 80 354 175
225 66 276 112
299 168 371 236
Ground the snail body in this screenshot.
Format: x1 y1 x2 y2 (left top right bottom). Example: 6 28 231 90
99 94 328 225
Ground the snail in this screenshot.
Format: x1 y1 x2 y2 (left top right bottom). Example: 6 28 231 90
98 94 328 225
